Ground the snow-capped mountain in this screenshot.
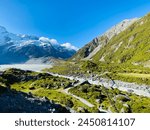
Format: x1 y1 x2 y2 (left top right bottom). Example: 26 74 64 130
0 26 78 64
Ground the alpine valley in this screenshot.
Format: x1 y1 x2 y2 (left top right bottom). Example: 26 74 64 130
1 12 150 113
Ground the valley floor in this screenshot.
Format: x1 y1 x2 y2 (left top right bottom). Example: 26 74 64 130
48 72 150 98
0 64 52 72
1 64 150 113
1 64 150 98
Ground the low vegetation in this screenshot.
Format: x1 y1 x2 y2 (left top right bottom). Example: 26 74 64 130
69 83 150 113
1 68 150 113
47 60 150 86
0 68 98 112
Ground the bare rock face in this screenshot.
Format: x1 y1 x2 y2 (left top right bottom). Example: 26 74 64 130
81 18 138 60
104 18 138 40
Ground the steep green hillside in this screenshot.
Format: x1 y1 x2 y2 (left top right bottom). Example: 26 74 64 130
71 18 137 61
92 13 150 66
48 12 150 86
72 13 150 66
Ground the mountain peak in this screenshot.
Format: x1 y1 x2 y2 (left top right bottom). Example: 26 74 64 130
104 18 139 40
0 25 78 64
0 26 7 33
71 17 139 61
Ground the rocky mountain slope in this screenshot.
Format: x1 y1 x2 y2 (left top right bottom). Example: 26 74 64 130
71 18 138 61
90 13 150 66
0 26 78 64
73 12 150 68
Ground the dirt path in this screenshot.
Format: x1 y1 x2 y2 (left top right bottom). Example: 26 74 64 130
61 87 94 108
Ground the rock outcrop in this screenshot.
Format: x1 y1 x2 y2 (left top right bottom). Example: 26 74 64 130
72 18 138 60
0 87 70 113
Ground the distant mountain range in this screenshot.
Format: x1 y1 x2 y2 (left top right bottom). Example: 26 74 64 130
0 26 78 64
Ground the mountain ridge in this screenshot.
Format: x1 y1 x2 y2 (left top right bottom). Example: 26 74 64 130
0 26 78 64
91 13 150 66
71 18 138 61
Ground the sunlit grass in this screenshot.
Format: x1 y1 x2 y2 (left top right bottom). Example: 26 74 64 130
118 73 150 78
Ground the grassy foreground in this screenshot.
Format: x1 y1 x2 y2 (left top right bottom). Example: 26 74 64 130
1 68 150 113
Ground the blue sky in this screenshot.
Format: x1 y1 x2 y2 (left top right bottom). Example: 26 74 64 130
0 0 150 48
